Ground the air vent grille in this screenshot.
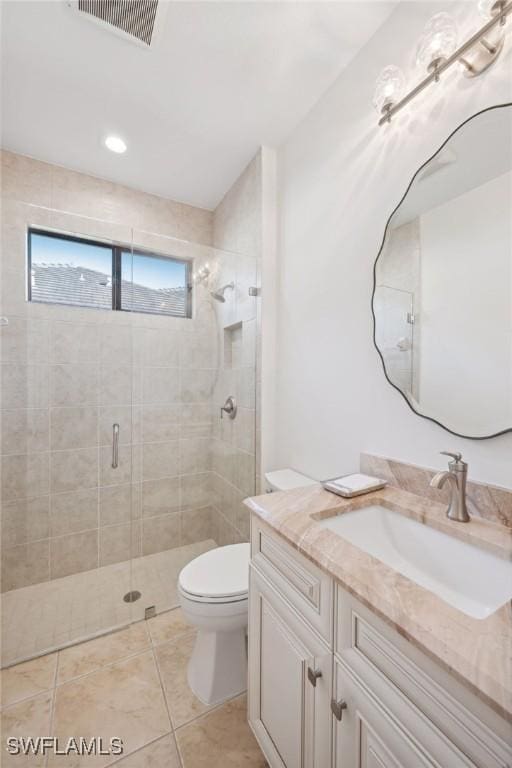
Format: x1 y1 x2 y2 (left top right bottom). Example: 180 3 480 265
77 0 159 46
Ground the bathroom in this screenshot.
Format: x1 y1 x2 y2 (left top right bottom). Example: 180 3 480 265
0 0 511 766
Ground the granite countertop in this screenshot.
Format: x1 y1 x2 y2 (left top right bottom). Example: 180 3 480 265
245 484 512 722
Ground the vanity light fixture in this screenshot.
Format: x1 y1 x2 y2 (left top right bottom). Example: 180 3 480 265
478 0 508 22
104 135 127 154
416 12 458 81
375 0 512 125
372 65 406 120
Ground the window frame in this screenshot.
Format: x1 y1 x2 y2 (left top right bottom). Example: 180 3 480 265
116 246 193 318
27 228 193 319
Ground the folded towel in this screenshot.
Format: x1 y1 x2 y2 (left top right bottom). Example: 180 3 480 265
329 473 384 492
323 473 386 498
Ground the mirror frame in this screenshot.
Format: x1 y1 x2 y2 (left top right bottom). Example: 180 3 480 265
371 102 512 440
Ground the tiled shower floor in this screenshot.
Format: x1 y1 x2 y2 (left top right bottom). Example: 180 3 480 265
1 540 216 668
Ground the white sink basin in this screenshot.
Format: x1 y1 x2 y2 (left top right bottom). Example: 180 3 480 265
317 504 512 619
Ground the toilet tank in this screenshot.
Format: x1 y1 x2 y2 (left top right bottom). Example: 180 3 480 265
264 468 319 493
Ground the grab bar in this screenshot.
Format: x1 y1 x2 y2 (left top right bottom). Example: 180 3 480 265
112 423 120 469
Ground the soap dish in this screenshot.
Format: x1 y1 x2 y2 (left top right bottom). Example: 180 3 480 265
322 473 387 498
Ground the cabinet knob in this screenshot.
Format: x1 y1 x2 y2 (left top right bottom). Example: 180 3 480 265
331 698 348 721
307 667 322 687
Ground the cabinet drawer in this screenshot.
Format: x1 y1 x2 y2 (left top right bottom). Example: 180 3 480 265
251 517 333 644
336 587 512 768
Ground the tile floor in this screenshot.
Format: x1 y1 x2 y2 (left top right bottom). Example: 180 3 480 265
1 607 267 767
1 541 216 667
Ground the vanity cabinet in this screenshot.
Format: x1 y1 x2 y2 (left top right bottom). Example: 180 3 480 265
332 659 441 768
249 518 512 768
248 566 332 768
335 590 511 768
332 653 482 768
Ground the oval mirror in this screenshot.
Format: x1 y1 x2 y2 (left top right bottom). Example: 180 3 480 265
373 103 512 439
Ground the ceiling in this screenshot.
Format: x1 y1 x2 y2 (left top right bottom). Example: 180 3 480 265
1 1 396 210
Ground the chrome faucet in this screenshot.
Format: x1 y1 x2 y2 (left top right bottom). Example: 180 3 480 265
430 451 470 523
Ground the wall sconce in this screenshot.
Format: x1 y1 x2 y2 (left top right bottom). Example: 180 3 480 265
374 1 511 125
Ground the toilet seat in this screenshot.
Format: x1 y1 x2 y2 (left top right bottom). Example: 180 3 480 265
178 543 250 603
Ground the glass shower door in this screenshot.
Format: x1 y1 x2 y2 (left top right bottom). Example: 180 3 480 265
124 228 216 618
126 227 259 619
0 205 136 667
374 284 415 398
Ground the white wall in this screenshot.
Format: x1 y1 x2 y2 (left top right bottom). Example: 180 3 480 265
273 1 512 488
419 171 511 436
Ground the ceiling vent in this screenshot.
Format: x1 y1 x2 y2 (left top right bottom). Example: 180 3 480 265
69 0 165 48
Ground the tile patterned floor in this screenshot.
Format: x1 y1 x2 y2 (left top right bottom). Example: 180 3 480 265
1 608 267 767
1 541 216 667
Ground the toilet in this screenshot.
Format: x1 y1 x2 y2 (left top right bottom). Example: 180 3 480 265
265 468 318 493
178 468 317 706
179 542 250 705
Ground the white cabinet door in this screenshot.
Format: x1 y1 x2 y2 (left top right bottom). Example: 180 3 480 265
335 587 510 768
248 565 331 768
332 659 476 768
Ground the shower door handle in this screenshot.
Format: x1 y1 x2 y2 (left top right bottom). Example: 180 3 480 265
112 423 120 469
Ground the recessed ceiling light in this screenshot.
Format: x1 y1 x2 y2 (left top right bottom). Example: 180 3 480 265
105 135 127 154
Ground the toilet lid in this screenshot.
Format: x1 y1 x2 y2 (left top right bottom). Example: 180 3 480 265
179 543 250 600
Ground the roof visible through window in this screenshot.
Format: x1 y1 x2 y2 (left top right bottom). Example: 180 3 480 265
28 229 191 318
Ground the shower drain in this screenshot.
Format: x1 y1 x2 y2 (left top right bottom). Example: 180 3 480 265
123 590 141 603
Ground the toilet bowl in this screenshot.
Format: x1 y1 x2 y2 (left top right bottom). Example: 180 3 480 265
178 542 250 706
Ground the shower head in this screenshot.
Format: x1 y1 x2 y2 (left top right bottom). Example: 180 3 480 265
210 282 235 303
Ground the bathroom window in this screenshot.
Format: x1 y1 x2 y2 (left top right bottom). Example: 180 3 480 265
27 229 192 317
119 249 191 317
28 230 113 311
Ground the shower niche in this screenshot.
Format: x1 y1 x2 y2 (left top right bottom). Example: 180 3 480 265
224 322 243 369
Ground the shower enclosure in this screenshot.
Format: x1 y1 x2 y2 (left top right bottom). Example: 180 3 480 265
1 204 258 667
373 284 417 399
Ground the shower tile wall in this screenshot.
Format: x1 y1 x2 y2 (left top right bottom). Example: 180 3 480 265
210 152 262 543
210 319 257 543
0 150 219 592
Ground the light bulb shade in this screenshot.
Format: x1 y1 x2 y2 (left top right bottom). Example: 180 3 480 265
478 0 504 19
373 65 406 114
416 12 458 71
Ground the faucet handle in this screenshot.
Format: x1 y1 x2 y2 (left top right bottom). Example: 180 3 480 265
440 451 462 461
440 451 467 471
220 395 237 420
